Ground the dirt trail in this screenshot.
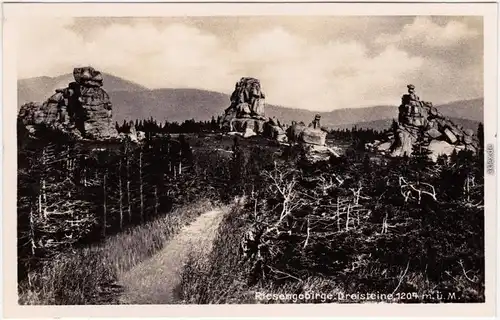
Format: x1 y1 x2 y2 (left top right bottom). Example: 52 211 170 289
117 208 226 304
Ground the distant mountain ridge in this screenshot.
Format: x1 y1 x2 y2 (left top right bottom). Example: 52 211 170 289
18 73 484 130
18 73 148 107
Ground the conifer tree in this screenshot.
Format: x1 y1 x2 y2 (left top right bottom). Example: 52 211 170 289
362 153 372 174
477 122 484 150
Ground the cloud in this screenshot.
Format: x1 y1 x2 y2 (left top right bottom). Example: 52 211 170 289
375 16 479 48
16 17 481 111
372 16 483 104
239 29 423 108
16 18 84 78
17 18 238 90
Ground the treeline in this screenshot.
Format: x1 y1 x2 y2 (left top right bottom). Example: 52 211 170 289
115 117 222 134
327 126 385 143
115 117 385 143
331 127 387 158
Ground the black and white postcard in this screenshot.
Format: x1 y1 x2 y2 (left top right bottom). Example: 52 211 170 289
2 1 498 318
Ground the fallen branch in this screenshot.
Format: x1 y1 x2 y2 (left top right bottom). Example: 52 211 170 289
458 259 479 284
269 266 303 283
392 260 410 295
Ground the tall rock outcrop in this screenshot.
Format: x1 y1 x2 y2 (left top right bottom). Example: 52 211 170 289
369 85 480 161
222 77 267 135
221 77 292 143
18 67 118 140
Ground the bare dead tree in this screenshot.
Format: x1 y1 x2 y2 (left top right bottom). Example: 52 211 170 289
317 176 336 195
82 155 88 187
118 158 124 230
38 146 47 220
392 260 410 295
349 183 370 205
302 217 310 249
262 164 303 237
399 176 437 204
381 212 388 234
345 203 351 231
249 185 258 219
337 197 341 232
154 185 159 217
458 259 480 284
102 169 107 238
139 148 144 223
126 148 132 224
29 206 36 256
463 174 476 203
332 173 345 186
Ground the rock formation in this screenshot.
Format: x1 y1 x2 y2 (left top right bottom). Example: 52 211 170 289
286 115 328 146
18 66 118 140
263 117 287 142
286 121 307 143
287 115 338 163
222 77 267 135
369 85 479 161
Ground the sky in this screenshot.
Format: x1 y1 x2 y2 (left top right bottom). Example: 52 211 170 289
16 16 483 111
